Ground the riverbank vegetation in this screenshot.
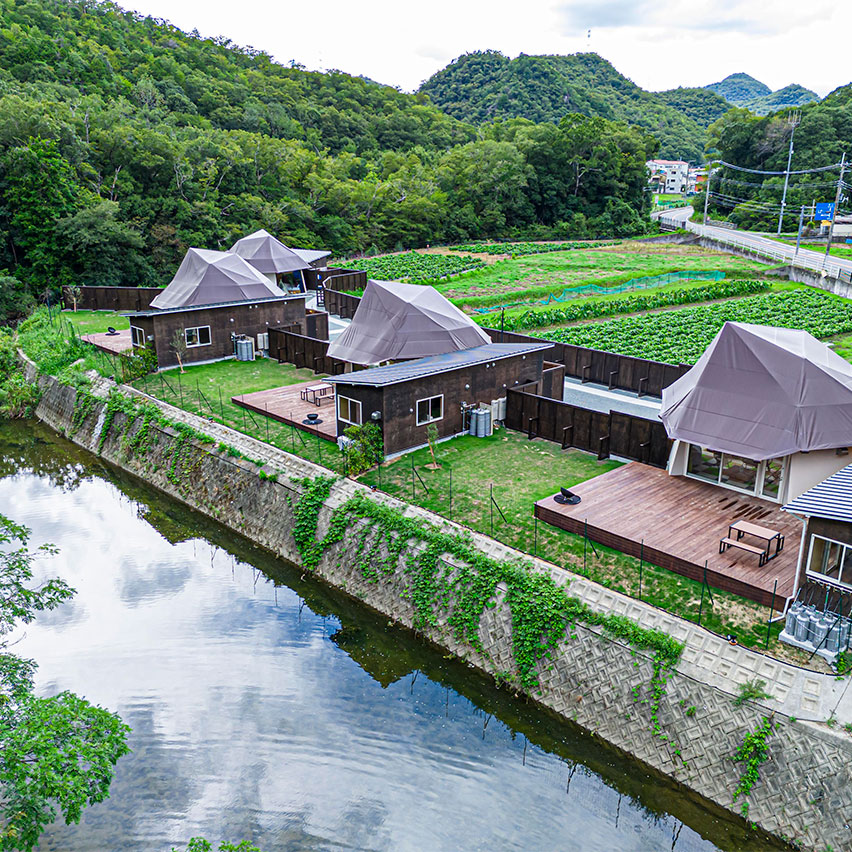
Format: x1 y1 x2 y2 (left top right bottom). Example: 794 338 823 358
0 513 130 850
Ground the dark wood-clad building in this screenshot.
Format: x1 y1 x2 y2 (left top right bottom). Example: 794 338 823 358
326 342 551 455
128 295 306 369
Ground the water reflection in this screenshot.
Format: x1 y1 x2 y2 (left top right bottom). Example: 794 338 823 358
0 422 782 852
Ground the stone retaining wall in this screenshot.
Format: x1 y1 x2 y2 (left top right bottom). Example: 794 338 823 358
29 363 852 852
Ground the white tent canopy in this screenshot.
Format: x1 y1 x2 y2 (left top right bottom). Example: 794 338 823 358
661 321 852 461
150 248 282 309
230 229 311 275
326 279 490 365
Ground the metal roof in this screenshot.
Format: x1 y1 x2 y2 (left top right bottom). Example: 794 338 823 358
783 463 852 523
126 294 300 317
326 342 550 388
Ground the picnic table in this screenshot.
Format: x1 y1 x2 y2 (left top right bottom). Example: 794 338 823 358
719 519 785 566
300 383 334 406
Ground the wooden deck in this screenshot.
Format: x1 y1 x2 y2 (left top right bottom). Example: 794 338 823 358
231 381 337 441
535 462 799 608
81 329 133 355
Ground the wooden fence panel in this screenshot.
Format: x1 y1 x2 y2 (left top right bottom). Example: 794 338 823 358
324 289 361 319
505 388 670 467
66 286 164 312
268 327 353 375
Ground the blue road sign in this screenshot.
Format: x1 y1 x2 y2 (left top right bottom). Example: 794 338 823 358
815 202 835 221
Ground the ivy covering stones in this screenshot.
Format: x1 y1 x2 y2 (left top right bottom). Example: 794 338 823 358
733 715 774 817
290 477 684 691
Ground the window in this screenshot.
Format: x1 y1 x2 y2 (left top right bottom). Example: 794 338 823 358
686 445 786 501
416 394 443 426
130 325 146 347
807 535 852 589
338 396 362 426
185 326 211 347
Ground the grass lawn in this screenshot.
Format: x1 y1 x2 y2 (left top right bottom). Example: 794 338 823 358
131 358 348 473
62 309 129 334
439 244 771 310
356 429 820 668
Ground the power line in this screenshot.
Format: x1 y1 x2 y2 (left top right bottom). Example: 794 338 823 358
719 160 843 175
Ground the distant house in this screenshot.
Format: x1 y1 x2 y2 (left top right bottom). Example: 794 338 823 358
230 229 330 293
326 342 551 456
662 322 852 504
647 159 689 194
128 248 306 368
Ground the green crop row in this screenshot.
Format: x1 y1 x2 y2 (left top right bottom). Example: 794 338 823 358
351 251 486 283
476 279 770 331
542 288 852 365
452 240 614 255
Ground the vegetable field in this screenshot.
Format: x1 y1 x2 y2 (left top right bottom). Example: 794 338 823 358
477 279 770 331
452 241 613 255
352 251 485 283
542 289 852 364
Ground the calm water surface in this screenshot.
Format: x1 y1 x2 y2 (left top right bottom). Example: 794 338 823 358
0 421 783 852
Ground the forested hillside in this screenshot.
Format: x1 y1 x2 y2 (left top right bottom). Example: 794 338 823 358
699 86 852 229
418 51 711 162
705 73 819 116
0 0 656 319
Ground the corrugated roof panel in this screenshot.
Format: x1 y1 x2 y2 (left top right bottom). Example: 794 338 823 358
783 463 852 523
326 342 551 387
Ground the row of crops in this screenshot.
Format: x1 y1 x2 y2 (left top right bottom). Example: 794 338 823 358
542 289 852 365
477 279 771 331
352 252 485 283
451 241 614 256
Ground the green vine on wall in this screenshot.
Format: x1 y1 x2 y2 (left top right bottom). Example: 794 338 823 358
289 478 684 692
733 715 774 817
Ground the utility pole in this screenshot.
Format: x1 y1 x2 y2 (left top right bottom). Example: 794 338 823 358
795 205 805 257
777 112 800 236
824 151 847 268
702 162 714 230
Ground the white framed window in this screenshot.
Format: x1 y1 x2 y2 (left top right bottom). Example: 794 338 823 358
185 326 211 347
806 534 852 590
338 395 362 426
130 325 146 347
685 444 786 501
416 394 443 426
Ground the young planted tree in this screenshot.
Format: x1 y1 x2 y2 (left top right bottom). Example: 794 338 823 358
425 422 440 468
66 284 82 312
0 514 130 851
171 328 188 373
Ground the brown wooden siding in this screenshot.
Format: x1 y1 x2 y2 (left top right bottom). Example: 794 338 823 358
139 299 304 369
333 351 545 455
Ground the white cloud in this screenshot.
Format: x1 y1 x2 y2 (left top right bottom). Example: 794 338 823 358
121 0 848 96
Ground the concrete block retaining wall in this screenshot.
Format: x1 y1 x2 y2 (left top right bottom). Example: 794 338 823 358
29 364 852 852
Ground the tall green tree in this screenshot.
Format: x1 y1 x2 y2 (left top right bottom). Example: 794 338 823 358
0 514 130 851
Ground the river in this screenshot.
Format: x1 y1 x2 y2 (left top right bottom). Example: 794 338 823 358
0 421 782 852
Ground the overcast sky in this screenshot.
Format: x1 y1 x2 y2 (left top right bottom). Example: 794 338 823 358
123 0 846 97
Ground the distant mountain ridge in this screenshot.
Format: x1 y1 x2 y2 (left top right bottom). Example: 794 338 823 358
705 73 819 115
419 51 713 162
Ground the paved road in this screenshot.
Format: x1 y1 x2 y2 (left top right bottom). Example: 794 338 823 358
661 206 852 281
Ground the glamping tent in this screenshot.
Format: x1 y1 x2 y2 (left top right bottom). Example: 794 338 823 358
663 322 852 502
150 248 281 309
230 229 311 282
326 279 490 365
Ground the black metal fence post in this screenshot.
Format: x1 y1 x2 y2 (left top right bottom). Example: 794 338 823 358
534 515 538 558
766 579 778 649
638 539 644 599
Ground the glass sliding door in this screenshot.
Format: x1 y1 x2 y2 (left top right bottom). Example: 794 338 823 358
720 454 758 492
686 445 722 483
685 445 786 501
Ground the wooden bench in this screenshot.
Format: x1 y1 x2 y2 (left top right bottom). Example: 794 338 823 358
719 536 768 566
